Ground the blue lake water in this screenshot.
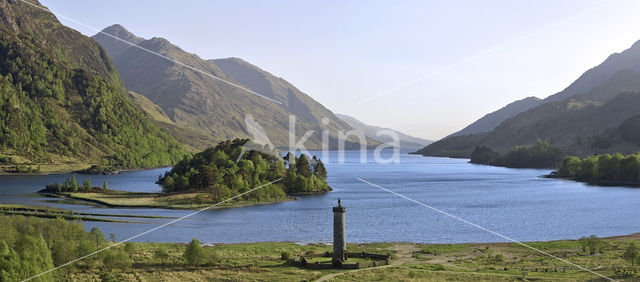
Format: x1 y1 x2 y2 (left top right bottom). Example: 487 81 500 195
0 150 639 244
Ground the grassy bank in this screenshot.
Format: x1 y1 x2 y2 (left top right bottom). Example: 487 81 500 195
61 234 640 281
0 204 174 223
41 190 295 210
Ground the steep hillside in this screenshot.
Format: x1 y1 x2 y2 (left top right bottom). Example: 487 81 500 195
417 83 640 158
442 39 640 139
128 92 220 151
449 97 541 137
544 40 640 102
93 25 372 150
417 39 640 160
335 114 431 148
0 0 185 170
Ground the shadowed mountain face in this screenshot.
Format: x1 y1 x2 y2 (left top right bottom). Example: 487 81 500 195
417 39 640 158
0 0 185 168
544 40 640 103
93 25 370 150
335 114 432 148
449 96 542 137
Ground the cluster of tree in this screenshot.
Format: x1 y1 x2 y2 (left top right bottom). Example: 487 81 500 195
0 215 221 281
578 235 605 255
554 152 640 185
0 32 185 169
158 139 331 203
43 175 108 193
470 140 564 168
623 243 639 267
0 215 122 281
183 238 218 266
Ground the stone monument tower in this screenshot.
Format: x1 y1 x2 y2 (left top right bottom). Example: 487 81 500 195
333 198 347 262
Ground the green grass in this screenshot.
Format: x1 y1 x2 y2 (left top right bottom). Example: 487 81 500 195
44 190 292 210
0 204 174 222
56 236 640 281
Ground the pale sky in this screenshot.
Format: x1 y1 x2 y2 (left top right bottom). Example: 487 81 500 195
40 0 640 140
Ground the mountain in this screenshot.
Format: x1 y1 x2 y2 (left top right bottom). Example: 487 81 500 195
449 96 542 137
417 39 640 159
0 0 185 170
335 114 431 148
544 40 640 103
128 91 219 152
93 25 372 150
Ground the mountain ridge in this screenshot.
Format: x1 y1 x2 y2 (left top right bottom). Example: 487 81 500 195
93 24 373 150
449 96 542 137
417 39 640 159
335 114 432 148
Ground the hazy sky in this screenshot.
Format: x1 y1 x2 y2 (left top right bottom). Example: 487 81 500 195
40 0 640 140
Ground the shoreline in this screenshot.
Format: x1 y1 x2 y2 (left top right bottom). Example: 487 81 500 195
135 231 640 245
0 163 171 176
545 174 640 188
39 190 300 210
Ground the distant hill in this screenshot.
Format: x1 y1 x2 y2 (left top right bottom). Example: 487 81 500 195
449 96 542 137
0 0 185 169
417 39 640 159
335 114 431 148
93 24 372 150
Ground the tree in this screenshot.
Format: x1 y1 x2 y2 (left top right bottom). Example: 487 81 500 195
102 249 131 271
296 155 312 177
103 181 108 192
6 234 55 281
0 240 8 256
83 178 91 191
109 233 116 243
578 235 604 255
314 160 327 180
71 175 78 192
557 156 582 178
623 243 638 266
124 242 137 258
183 238 205 266
89 227 104 251
155 247 170 264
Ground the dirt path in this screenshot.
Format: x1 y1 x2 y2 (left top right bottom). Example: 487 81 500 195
314 243 420 282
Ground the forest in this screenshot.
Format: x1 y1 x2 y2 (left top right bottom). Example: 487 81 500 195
554 152 640 185
0 31 185 170
158 139 331 203
0 215 114 281
469 140 564 168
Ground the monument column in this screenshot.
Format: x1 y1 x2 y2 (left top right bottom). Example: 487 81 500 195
333 199 346 262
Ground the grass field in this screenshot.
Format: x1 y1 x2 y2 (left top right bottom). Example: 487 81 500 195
58 234 640 281
44 190 293 210
0 204 174 222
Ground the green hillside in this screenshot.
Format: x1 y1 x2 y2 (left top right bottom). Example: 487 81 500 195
0 0 185 171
